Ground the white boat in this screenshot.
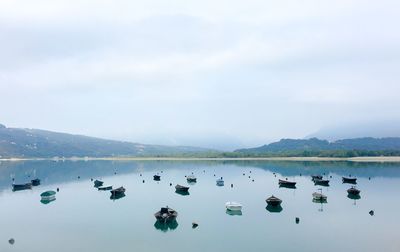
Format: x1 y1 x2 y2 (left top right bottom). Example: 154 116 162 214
216 178 224 186
312 191 327 201
225 201 242 211
186 175 197 182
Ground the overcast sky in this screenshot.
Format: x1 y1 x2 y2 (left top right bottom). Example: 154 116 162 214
1 0 399 150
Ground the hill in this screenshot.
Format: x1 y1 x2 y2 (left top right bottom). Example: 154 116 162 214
234 137 400 157
0 124 215 158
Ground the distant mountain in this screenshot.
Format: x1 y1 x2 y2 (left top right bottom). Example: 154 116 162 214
307 120 400 141
0 124 215 158
235 137 400 155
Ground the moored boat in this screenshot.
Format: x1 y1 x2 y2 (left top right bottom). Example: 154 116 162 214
342 177 357 184
175 184 189 192
314 179 330 186
98 185 113 191
266 195 282 207
110 186 125 196
186 175 197 183
154 207 178 223
40 190 56 201
216 178 224 186
153 175 161 181
347 186 360 195
12 183 32 191
31 178 41 186
278 179 296 186
312 189 327 201
311 175 323 181
94 180 104 187
225 201 243 211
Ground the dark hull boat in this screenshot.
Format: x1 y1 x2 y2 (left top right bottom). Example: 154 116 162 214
175 184 189 192
154 207 178 223
266 195 282 207
31 178 41 186
279 179 297 187
12 183 32 191
110 186 126 196
311 175 323 181
186 176 197 183
314 179 330 186
347 186 361 195
342 177 357 184
153 175 161 181
94 180 104 187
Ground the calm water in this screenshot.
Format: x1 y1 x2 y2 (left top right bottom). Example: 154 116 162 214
1 160 400 252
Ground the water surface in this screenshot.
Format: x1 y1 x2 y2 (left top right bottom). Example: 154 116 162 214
1 160 399 252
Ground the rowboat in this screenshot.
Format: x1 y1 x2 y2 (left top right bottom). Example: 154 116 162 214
110 186 125 196
312 189 327 201
314 179 330 186
31 178 41 186
94 180 104 187
98 185 113 191
311 175 323 180
225 202 243 211
342 177 357 184
216 178 224 186
40 190 56 201
278 179 296 187
12 183 32 191
186 175 197 183
347 186 360 195
154 207 178 223
175 184 189 192
266 195 282 207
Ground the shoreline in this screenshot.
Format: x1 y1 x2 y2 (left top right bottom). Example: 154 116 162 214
1 156 400 162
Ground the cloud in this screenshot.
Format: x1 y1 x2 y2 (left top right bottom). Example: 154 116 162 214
0 0 400 148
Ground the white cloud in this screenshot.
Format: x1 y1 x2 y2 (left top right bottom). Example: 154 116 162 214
0 0 400 148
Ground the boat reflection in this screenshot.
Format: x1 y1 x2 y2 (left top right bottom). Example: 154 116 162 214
175 190 190 196
279 184 296 189
312 198 328 204
110 193 126 201
225 209 242 216
40 198 56 205
347 194 361 200
266 205 283 213
154 220 179 232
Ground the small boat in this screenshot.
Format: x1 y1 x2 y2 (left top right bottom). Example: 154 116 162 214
94 180 104 187
347 186 360 195
312 189 327 201
187 175 197 183
154 207 178 223
12 183 32 191
110 186 126 196
216 178 224 186
342 177 357 184
175 184 189 192
314 179 330 186
278 179 296 186
266 195 282 207
98 185 113 191
153 175 161 181
311 175 323 180
225 202 243 211
40 190 56 201
31 178 41 186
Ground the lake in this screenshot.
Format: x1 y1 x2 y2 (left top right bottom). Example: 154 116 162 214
1 160 399 252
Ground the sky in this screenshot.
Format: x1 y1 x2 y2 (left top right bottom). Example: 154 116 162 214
0 0 399 150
